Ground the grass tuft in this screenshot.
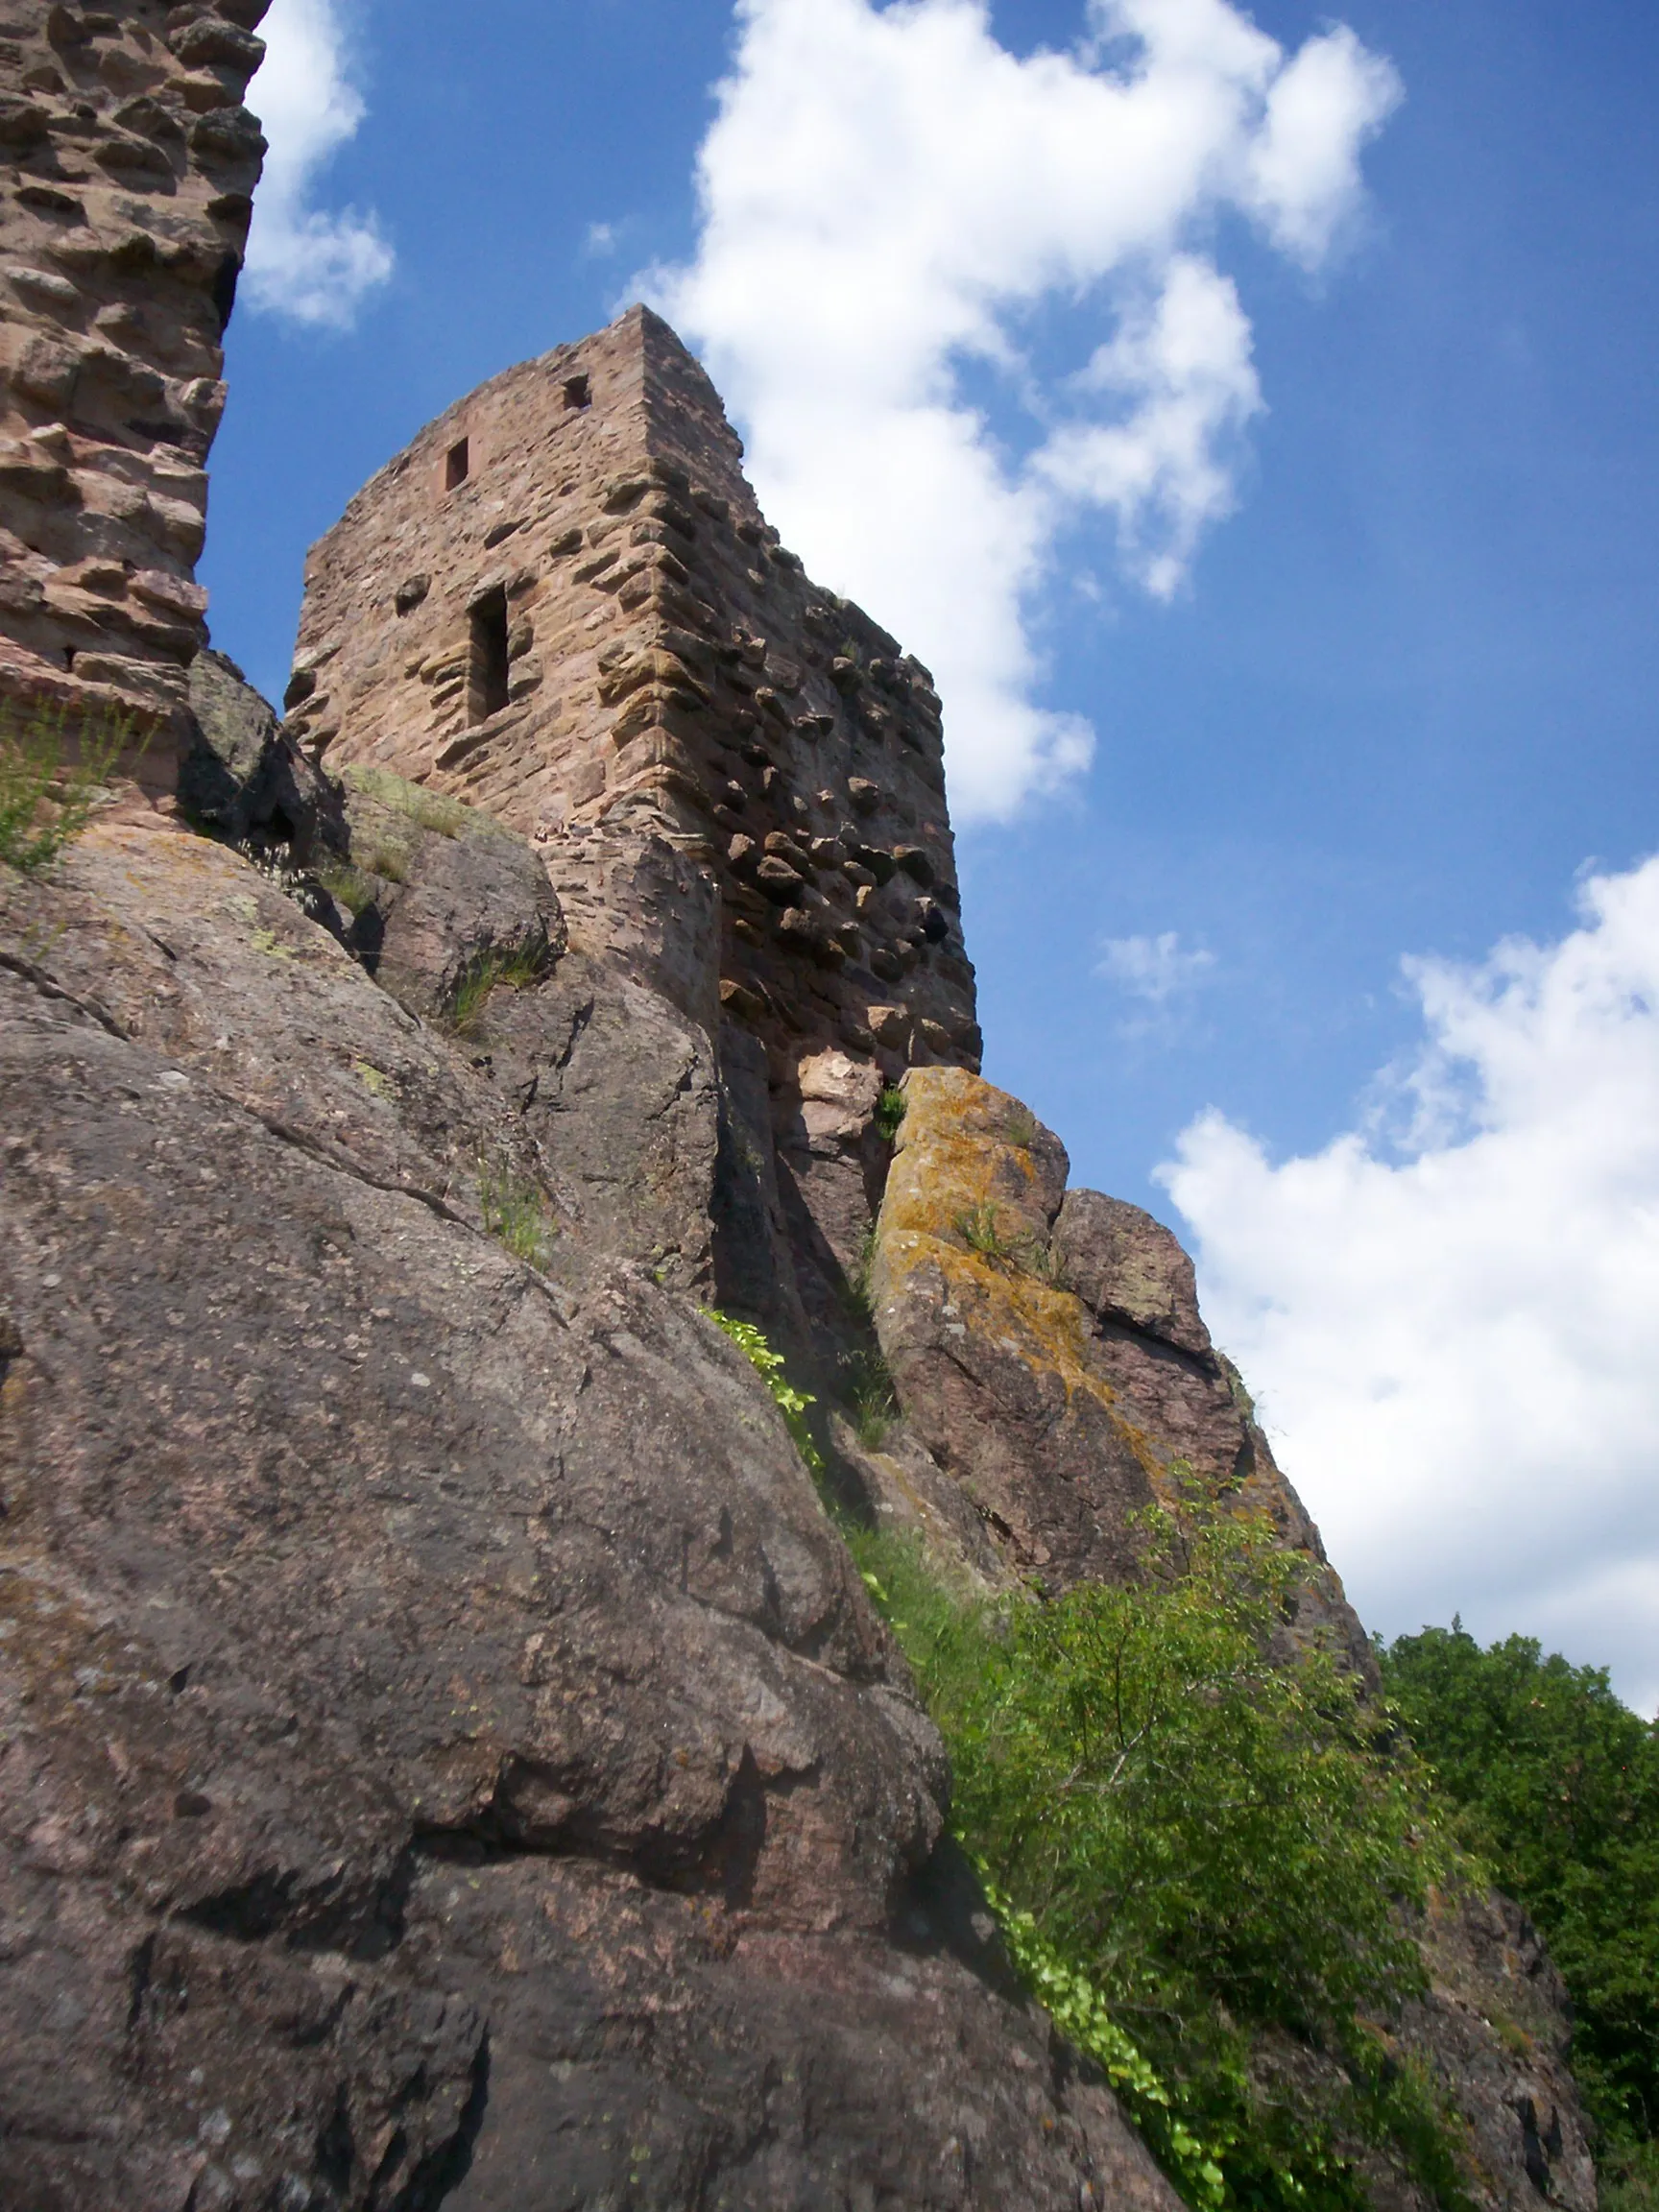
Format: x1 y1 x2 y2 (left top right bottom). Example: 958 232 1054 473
445 942 551 1038
343 762 471 838
478 1159 554 1269
874 1084 907 1142
0 704 133 875
840 1344 899 1448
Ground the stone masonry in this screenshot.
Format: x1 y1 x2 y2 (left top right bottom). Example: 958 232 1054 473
0 0 268 790
290 305 982 1090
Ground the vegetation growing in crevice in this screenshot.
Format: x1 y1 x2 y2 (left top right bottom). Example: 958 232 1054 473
341 760 473 839
1381 1624 1659 2212
445 942 552 1037
839 1342 899 1448
0 705 132 875
477 1158 555 1269
874 1083 907 1142
706 1309 825 1477
953 1200 1055 1280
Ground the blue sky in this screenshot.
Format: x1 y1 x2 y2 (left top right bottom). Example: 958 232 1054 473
205 0 1659 1707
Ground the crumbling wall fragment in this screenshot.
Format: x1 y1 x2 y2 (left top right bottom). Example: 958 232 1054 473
0 0 269 789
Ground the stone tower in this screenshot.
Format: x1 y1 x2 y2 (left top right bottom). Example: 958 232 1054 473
289 305 982 1093
0 0 270 790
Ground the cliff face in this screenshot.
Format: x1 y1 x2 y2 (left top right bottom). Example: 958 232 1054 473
0 103 1602 2212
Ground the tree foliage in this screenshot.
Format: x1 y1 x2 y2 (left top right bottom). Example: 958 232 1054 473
853 1503 1467 2212
1380 1623 1659 2165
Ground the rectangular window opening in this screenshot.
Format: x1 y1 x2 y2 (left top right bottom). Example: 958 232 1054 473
469 587 510 723
445 437 470 491
563 373 590 411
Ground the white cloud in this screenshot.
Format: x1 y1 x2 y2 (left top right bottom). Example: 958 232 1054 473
243 0 393 328
1160 855 1659 1716
651 0 1399 819
1098 928 1216 1002
585 221 618 257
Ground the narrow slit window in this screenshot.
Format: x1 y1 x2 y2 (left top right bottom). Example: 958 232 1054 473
469 587 510 722
445 437 469 491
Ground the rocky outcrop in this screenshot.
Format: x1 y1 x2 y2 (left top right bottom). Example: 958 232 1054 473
868 1068 1370 1663
0 2 270 785
0 810 1183 2212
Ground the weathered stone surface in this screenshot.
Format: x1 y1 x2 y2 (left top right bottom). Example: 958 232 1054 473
486 948 719 1299
334 770 566 1022
178 644 344 863
0 1 270 781
1053 1188 1212 1358
0 821 1184 2212
870 1068 1373 1662
871 1067 1162 1587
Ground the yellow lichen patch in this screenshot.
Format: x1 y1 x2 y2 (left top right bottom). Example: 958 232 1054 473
872 1069 1173 1496
881 1067 1058 1251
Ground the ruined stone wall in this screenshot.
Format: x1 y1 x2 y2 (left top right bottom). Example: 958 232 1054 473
290 305 982 1086
0 0 268 788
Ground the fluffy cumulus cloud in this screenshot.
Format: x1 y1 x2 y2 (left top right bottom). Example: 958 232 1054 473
242 0 393 327
652 0 1399 818
1161 855 1659 1716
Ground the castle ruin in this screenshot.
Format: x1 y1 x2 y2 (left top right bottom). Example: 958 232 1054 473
289 306 983 1091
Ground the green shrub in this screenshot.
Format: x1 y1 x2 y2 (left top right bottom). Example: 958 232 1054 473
1380 1623 1659 2152
0 704 132 875
839 1343 898 1449
1003 1102 1040 1149
315 858 380 917
850 1506 1469 2212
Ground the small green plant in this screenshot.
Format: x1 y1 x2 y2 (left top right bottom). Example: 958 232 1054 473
0 704 132 875
705 1309 824 1478
845 1220 879 1324
874 1084 907 1142
953 1201 1057 1281
478 1159 554 1269
445 942 550 1038
839 1344 898 1449
954 1201 1014 1261
1003 1102 1040 1150
362 840 410 885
